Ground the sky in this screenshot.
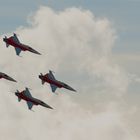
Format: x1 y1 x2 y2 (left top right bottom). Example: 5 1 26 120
0 0 140 53
0 0 140 140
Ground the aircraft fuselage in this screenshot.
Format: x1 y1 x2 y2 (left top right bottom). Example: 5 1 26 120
3 37 41 55
16 92 39 105
4 37 28 51
39 74 76 92
40 74 63 88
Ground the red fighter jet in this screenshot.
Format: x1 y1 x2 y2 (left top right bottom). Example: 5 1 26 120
0 72 17 82
39 70 76 93
15 88 53 110
3 33 41 56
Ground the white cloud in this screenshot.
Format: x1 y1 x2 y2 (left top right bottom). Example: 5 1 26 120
0 6 139 140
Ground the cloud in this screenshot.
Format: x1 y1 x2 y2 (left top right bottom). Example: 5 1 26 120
0 6 139 140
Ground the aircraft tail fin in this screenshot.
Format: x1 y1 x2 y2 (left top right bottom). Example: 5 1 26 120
15 90 21 102
4 36 9 48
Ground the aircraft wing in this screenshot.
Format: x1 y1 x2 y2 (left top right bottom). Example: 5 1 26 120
13 33 20 44
15 47 22 56
26 101 33 110
48 70 56 80
50 84 58 92
24 88 32 98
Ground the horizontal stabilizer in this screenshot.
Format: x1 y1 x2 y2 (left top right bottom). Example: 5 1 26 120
18 97 21 102
42 80 45 85
6 43 9 48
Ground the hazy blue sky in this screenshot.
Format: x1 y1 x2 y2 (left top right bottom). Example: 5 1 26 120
0 0 140 53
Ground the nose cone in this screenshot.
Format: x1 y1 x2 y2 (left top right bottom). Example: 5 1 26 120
28 47 41 55
9 78 17 82
63 83 76 92
31 49 41 55
33 50 41 55
6 76 17 82
67 86 77 92
44 104 53 109
3 74 17 82
40 101 53 109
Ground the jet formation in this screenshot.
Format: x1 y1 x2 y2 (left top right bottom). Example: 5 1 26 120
3 33 41 56
1 33 77 111
39 70 76 93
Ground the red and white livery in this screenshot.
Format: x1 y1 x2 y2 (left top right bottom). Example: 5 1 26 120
39 70 76 93
15 88 53 110
3 33 41 56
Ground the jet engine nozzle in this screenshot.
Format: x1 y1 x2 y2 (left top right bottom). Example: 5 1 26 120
39 73 43 79
3 38 7 42
39 75 41 79
15 90 19 96
15 92 18 96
